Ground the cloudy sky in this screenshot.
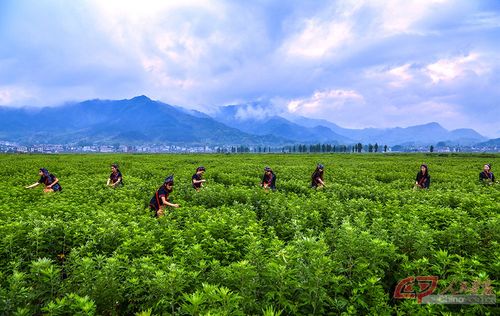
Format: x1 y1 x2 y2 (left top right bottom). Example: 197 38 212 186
1 0 499 137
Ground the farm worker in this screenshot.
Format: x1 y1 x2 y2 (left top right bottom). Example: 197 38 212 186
192 166 206 191
25 168 62 192
149 175 179 217
107 163 123 187
311 164 326 189
261 166 276 191
414 164 430 189
479 164 495 184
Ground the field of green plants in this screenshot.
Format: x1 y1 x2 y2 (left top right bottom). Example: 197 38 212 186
0 153 498 315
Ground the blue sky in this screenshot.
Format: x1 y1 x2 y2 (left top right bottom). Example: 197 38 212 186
1 0 499 137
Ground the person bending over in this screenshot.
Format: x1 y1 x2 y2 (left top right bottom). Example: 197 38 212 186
149 175 179 217
261 166 276 191
479 164 495 184
26 168 62 192
415 164 430 189
192 166 206 191
311 164 325 189
107 163 123 188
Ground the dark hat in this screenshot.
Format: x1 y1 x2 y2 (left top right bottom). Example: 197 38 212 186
39 168 49 175
111 163 119 169
197 166 206 172
164 175 174 184
317 164 324 169
264 166 272 172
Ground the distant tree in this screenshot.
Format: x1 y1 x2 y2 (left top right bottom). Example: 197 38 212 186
357 143 362 153
374 143 379 153
430 145 434 153
384 145 388 152
368 144 373 152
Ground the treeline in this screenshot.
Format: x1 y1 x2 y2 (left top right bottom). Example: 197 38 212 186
217 143 389 153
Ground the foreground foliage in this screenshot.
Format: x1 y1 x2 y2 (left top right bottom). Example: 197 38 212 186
0 153 498 315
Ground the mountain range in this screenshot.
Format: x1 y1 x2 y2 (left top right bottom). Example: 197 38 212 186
0 95 491 146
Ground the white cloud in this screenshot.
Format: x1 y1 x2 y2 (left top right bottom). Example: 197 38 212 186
235 105 275 121
283 19 353 58
366 63 415 88
0 86 34 106
388 64 413 82
425 53 489 83
279 0 453 62
0 0 499 136
364 52 491 89
287 89 364 115
373 0 450 36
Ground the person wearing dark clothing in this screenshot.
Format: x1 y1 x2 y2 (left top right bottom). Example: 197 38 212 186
479 164 495 184
107 163 123 187
192 166 206 191
415 164 430 189
261 166 276 191
311 164 325 189
149 175 179 217
25 168 62 192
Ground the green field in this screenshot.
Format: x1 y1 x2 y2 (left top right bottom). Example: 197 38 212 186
0 153 498 315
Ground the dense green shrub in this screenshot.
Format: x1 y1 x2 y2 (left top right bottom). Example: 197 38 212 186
0 153 498 314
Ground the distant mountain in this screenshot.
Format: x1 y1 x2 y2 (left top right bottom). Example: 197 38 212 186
0 96 284 145
476 138 500 147
213 105 351 143
0 96 489 147
285 115 487 145
285 115 350 135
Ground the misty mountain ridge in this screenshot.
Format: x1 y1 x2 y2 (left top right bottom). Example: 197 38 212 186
213 103 487 146
0 96 284 145
0 95 491 146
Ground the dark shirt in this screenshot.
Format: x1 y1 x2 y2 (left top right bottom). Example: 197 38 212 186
109 171 123 185
192 173 203 189
311 171 323 188
479 171 495 182
38 174 62 191
149 185 170 211
261 172 276 190
415 172 430 189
